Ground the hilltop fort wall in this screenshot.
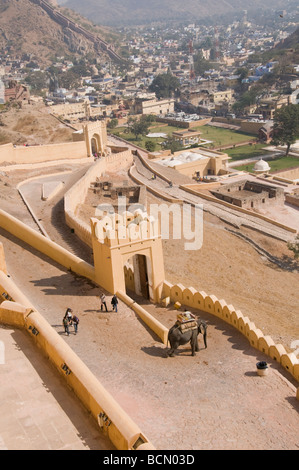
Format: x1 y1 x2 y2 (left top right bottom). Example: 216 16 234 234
0 141 87 165
29 0 126 63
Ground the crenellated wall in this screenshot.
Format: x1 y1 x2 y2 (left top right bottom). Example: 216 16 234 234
64 148 133 247
161 280 299 384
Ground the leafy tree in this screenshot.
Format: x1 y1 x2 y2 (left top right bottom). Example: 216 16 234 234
145 140 156 152
232 88 260 114
271 104 299 156
107 118 118 129
143 114 156 124
24 71 48 93
193 52 212 77
149 71 180 99
162 136 183 153
236 67 249 83
58 70 81 90
126 116 150 140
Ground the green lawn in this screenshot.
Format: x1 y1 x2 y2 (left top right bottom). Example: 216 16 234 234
225 143 271 161
192 125 256 147
232 156 299 173
110 124 181 151
109 123 257 152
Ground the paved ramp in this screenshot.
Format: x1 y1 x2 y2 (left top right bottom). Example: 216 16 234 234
0 326 114 450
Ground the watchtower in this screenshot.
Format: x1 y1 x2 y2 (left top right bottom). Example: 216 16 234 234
84 121 108 157
90 209 165 303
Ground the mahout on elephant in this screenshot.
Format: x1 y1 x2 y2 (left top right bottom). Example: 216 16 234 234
167 316 207 357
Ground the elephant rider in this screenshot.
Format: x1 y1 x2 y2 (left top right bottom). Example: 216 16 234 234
176 309 196 324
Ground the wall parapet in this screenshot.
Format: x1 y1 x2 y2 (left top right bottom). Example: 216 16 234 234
180 184 297 235
117 290 168 345
162 280 299 387
0 209 95 283
0 141 87 165
64 149 133 247
0 290 155 450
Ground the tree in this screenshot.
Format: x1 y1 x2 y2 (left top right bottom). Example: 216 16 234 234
24 71 49 94
149 71 180 99
126 116 150 140
193 52 211 77
271 104 299 156
145 140 156 152
107 118 118 129
162 136 183 153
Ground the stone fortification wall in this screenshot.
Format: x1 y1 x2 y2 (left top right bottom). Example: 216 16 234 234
285 194 299 207
0 260 154 450
161 280 299 386
0 209 95 282
29 0 126 63
212 116 265 135
156 117 211 129
0 141 86 165
64 149 133 247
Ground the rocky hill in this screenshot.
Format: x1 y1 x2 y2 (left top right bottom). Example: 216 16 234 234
274 26 299 51
0 0 119 65
58 0 288 26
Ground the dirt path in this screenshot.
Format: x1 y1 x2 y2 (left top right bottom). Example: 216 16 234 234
0 228 298 450
0 160 298 450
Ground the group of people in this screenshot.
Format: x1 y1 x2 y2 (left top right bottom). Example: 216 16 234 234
63 294 118 336
63 308 79 336
100 293 118 312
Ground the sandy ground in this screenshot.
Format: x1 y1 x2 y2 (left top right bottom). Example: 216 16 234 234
1 159 299 354
0 102 74 146
0 225 298 450
0 118 298 449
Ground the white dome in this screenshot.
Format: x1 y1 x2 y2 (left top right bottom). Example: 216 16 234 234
253 158 270 172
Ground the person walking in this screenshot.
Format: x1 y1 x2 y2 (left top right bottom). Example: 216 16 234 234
100 293 108 312
72 314 79 334
63 315 70 336
65 308 73 322
111 294 118 312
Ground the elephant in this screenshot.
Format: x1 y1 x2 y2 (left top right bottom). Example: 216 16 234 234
167 319 207 357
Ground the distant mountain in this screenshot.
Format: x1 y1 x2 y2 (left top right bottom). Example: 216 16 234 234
57 0 288 26
0 0 119 64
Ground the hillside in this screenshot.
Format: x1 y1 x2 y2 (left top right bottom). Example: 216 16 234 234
58 0 288 26
274 26 299 51
0 0 119 65
247 26 299 71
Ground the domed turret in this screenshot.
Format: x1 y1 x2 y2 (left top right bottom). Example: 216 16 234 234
253 158 270 174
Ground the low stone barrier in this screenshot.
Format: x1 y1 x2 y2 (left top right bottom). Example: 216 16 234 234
129 165 183 204
0 209 95 283
180 184 298 234
117 290 169 345
0 294 155 450
162 280 299 388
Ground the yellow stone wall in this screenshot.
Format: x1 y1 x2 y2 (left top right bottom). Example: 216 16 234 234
163 280 299 384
